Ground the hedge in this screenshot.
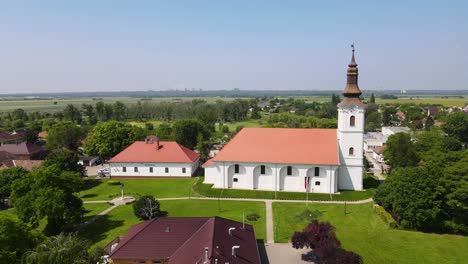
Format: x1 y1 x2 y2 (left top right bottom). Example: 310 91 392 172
373 204 398 228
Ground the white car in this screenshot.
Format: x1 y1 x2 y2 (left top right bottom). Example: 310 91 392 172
97 168 110 176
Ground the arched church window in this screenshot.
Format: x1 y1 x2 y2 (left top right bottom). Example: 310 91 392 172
350 115 356 127
234 164 239 174
349 147 354 156
314 167 320 176
260 165 266 175
287 166 292 175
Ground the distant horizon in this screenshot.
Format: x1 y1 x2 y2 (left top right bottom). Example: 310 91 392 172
1 1 467 93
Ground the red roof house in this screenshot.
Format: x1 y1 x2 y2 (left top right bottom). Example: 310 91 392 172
107 217 261 264
108 137 200 178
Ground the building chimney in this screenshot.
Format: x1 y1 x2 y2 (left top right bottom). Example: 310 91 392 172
232 245 240 257
156 137 160 150
228 227 236 236
203 247 210 264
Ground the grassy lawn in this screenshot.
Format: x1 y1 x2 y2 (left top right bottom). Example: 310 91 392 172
83 203 111 222
194 176 376 201
80 178 198 201
273 202 468 264
80 199 266 249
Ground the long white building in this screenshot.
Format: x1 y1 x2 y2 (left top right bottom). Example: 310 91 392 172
203 49 365 193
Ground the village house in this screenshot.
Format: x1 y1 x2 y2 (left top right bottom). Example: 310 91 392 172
0 142 46 160
108 136 200 178
106 217 260 264
204 49 365 193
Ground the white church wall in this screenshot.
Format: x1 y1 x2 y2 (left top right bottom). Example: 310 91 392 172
110 162 196 177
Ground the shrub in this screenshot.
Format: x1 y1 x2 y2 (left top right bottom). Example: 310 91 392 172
374 204 398 228
133 195 167 220
107 180 121 186
246 213 260 221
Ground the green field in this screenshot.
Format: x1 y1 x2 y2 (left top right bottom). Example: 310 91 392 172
273 202 468 264
375 96 467 107
80 199 266 248
80 178 198 201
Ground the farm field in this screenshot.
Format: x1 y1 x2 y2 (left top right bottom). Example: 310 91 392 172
80 199 266 248
273 202 468 264
0 95 466 112
80 178 198 201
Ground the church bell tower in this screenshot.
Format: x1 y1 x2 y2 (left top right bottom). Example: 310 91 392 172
337 45 365 190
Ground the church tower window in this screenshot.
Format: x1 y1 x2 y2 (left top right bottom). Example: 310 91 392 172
350 115 355 127
349 147 354 156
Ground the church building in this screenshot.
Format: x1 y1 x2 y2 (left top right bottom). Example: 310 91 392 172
203 49 365 193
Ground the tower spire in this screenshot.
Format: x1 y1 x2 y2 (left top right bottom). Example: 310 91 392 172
338 44 364 107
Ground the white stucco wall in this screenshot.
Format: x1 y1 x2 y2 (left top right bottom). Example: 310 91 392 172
110 159 199 177
204 162 339 193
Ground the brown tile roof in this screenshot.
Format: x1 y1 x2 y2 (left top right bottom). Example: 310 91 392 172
374 145 387 155
0 143 44 156
0 131 22 142
207 128 339 166
13 160 43 171
109 217 260 264
108 141 200 163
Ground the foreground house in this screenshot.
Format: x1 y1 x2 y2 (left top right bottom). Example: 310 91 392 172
109 137 200 178
106 217 260 264
204 49 366 193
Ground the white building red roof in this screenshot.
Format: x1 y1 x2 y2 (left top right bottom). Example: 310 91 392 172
109 141 199 163
204 128 339 166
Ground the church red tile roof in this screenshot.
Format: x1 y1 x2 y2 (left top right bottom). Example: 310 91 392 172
109 217 260 264
108 141 199 163
205 128 339 166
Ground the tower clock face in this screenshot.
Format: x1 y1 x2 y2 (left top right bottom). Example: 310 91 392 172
348 105 358 113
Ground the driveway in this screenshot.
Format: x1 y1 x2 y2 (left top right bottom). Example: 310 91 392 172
85 164 109 177
261 243 311 264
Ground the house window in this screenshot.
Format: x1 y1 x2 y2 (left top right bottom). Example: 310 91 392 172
349 147 354 156
149 167 153 173
314 167 320 176
233 178 238 182
182 168 186 173
134 167 138 172
260 165 265 175
122 167 126 172
165 167 169 173
350 116 356 127
234 164 239 174
287 166 292 176
315 181 320 186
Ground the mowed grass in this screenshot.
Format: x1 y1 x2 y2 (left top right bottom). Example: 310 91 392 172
83 203 111 221
80 178 198 201
194 177 376 201
273 202 468 264
80 199 266 248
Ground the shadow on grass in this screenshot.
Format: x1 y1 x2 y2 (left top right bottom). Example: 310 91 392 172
81 193 98 199
82 179 102 191
79 215 125 246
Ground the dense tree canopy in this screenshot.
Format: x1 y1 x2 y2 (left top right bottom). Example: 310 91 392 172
0 167 29 207
22 233 101 264
10 165 84 235
383 132 419 169
42 150 85 176
83 121 145 159
46 122 84 150
442 112 468 146
0 216 42 264
172 119 209 149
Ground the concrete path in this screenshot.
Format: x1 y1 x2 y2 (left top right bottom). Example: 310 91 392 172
79 196 135 230
365 152 387 181
265 200 274 243
263 243 311 264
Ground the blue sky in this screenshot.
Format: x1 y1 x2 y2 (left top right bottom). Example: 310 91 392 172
0 0 467 93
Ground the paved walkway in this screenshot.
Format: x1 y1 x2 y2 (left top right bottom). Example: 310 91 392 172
365 152 387 181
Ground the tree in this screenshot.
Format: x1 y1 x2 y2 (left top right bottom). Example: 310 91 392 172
112 101 127 121
81 104 97 125
370 93 376 104
382 108 395 126
425 116 434 131
292 220 362 264
46 122 84 150
0 216 42 264
442 112 468 146
84 121 145 159
251 105 261 119
133 195 167 220
195 133 211 161
42 150 85 176
331 94 341 105
0 167 28 208
383 133 419 169
10 165 84 235
374 167 442 231
22 233 101 264
63 104 82 124
145 122 154 131
172 119 209 149
155 123 173 140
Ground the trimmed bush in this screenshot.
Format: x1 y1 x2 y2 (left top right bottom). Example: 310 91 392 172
374 204 398 228
246 213 260 221
107 180 121 186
